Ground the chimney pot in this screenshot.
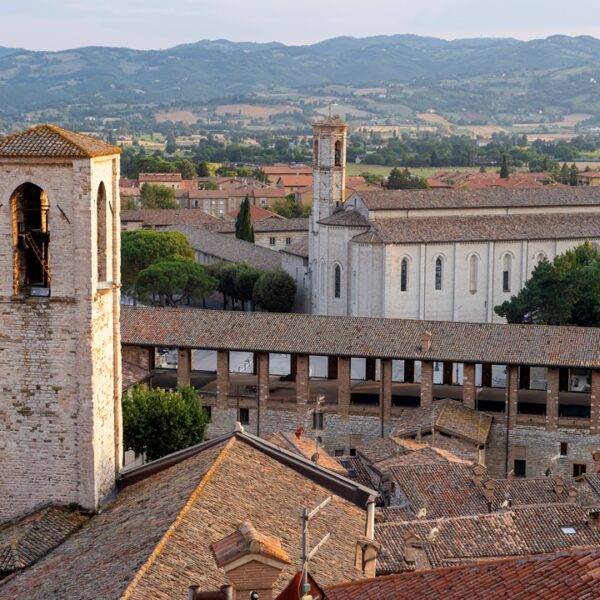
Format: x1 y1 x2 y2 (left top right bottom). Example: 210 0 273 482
420 331 433 352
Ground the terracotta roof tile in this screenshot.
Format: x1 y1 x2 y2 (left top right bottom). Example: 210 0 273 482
218 217 308 234
121 209 221 228
0 125 120 159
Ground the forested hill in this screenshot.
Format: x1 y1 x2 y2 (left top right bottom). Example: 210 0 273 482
1 34 600 113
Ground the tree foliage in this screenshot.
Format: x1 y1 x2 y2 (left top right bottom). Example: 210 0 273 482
135 258 217 306
253 270 297 312
121 230 194 287
271 196 311 218
122 385 209 462
386 167 429 189
495 242 600 326
235 196 255 242
499 154 509 179
140 183 178 209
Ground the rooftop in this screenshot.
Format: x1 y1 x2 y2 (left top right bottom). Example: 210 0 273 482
121 209 221 228
217 217 309 234
0 125 121 159
121 307 600 369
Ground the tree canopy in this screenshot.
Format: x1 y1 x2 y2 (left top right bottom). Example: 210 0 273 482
135 257 217 307
122 385 209 462
386 167 429 189
140 183 178 209
253 269 297 312
121 230 194 288
495 242 600 326
235 196 255 242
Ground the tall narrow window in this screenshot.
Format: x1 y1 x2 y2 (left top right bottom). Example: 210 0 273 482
502 254 512 293
333 264 341 299
313 139 319 165
11 182 50 294
97 182 108 282
334 140 342 167
469 254 478 294
400 258 408 292
435 257 443 291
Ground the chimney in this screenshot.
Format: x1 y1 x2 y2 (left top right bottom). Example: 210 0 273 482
593 450 600 473
420 331 432 352
553 476 565 497
471 463 486 487
402 531 429 569
188 586 233 600
211 522 290 600
482 479 495 508
589 509 600 529
567 486 578 504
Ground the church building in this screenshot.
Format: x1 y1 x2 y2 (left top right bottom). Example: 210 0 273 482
309 117 600 322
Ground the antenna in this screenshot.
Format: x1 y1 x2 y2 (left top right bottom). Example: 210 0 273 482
301 497 332 598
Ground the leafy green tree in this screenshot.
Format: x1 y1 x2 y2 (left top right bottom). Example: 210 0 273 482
253 270 297 312
235 196 255 242
360 171 383 186
135 258 217 306
386 167 429 189
140 183 178 209
569 163 579 187
197 161 210 177
165 133 178 155
173 158 197 180
495 242 600 326
234 265 262 309
123 385 209 462
499 154 509 179
121 230 194 288
206 262 241 309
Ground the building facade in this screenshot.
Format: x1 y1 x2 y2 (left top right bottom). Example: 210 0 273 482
0 126 122 522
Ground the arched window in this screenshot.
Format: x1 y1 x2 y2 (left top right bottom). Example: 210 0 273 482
334 140 342 167
11 182 50 294
313 139 319 165
435 257 443 291
400 258 408 292
502 253 512 293
535 251 547 264
97 182 108 282
469 254 478 294
333 264 341 299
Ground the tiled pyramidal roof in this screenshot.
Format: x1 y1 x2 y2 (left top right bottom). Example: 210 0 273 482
0 125 121 159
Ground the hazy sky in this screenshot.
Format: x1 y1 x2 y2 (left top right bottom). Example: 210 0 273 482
2 0 600 51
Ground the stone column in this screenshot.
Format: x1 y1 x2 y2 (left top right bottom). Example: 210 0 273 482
546 367 559 431
338 356 351 419
590 370 600 434
507 365 518 428
256 352 270 435
216 350 229 408
463 363 476 409
380 359 393 435
295 354 310 421
420 361 433 407
177 348 192 386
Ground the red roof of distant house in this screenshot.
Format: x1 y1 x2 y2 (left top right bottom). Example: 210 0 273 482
261 165 312 177
277 175 313 188
228 205 285 223
428 171 562 189
139 173 182 182
580 172 600 179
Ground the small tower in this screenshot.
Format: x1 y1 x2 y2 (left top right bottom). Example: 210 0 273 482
0 125 122 522
309 116 348 314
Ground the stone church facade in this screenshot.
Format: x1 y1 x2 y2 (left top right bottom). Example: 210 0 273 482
0 126 122 522
309 118 600 322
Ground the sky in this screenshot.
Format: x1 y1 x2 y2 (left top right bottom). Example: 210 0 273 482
1 0 600 51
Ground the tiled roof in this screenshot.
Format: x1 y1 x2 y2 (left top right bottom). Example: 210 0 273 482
579 172 600 179
120 307 600 369
218 217 309 234
121 360 151 391
165 225 282 271
279 238 309 259
367 213 600 244
0 506 88 576
337 457 374 489
276 175 313 187
211 521 290 567
326 546 600 600
120 209 221 227
354 187 600 210
0 125 120 159
139 173 183 182
228 205 284 223
0 431 374 599
319 209 370 228
261 165 312 176
313 116 347 128
375 504 600 574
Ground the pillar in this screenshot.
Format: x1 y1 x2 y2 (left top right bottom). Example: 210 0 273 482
256 352 270 435
216 350 230 408
177 348 192 386
365 357 377 381
295 354 310 419
338 356 351 419
380 359 392 435
420 361 433 407
506 365 518 428
327 355 338 380
463 363 476 409
591 370 600 434
546 367 559 431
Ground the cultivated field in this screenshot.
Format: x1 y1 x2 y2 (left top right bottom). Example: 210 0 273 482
215 104 301 119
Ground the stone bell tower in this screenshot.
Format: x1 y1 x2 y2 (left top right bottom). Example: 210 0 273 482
0 125 122 522
309 116 348 314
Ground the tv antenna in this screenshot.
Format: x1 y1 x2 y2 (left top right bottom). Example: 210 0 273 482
300 497 332 598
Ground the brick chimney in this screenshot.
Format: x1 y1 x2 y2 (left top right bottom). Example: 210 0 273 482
553 476 565 498
588 509 600 529
471 463 486 487
402 531 429 569
567 486 578 504
211 522 290 600
420 331 433 352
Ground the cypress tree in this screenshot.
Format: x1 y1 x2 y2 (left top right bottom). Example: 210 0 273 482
235 196 254 242
499 154 509 179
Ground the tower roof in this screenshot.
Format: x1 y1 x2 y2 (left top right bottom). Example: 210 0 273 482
313 115 347 128
0 125 121 159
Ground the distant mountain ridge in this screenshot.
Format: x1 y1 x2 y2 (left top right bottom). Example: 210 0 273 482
0 34 599 114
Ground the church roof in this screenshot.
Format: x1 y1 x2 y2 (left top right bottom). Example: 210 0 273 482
318 209 370 227
368 213 600 244
353 187 600 211
0 125 121 159
0 430 373 599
